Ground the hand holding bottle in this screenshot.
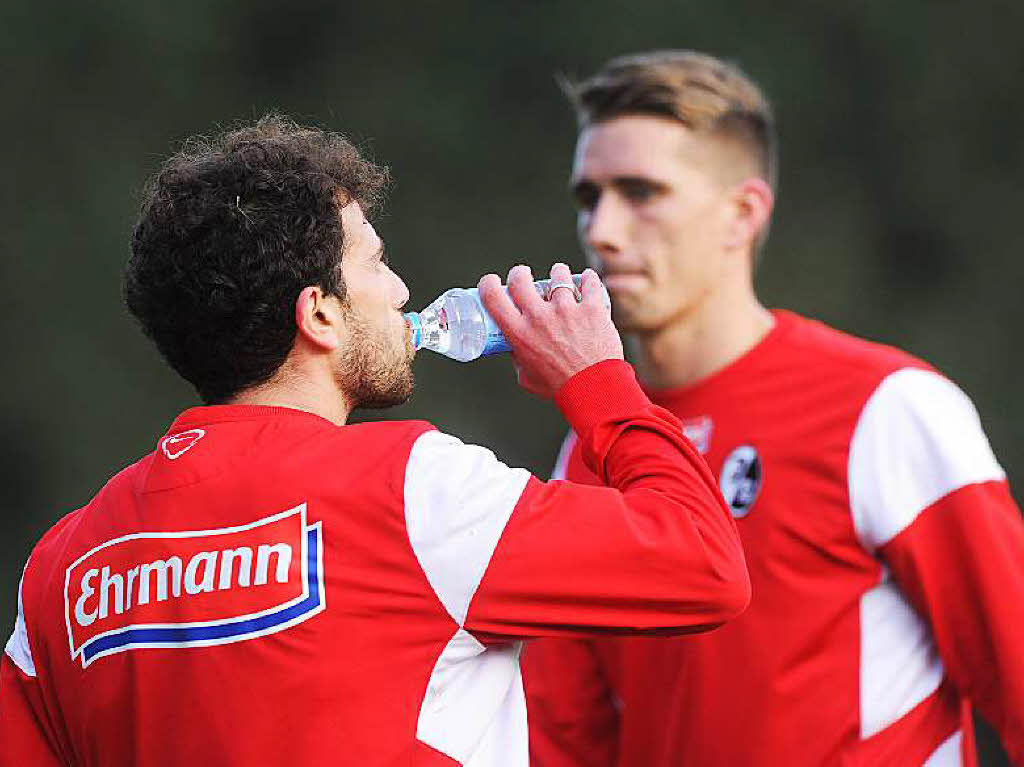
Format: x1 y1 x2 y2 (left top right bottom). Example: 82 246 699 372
479 263 624 399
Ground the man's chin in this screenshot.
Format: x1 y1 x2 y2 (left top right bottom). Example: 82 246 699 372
352 369 415 410
611 309 652 334
356 391 414 411
608 296 671 334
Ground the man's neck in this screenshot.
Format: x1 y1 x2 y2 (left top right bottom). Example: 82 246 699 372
627 285 774 392
228 365 352 427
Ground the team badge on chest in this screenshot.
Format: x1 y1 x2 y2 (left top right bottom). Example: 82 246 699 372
719 445 762 518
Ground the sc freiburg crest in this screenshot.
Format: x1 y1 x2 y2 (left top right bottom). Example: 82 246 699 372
719 445 762 518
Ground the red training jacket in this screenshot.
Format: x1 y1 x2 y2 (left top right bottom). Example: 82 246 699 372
0 360 748 767
524 311 1024 766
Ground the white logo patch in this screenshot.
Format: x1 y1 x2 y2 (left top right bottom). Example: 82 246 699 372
719 445 762 518
681 416 713 454
161 429 206 460
63 504 325 668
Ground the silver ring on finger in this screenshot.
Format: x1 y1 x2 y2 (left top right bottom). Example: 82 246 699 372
548 281 581 302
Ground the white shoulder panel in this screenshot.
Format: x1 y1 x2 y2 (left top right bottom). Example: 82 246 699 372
550 431 577 481
416 628 527 766
848 368 1004 550
5 574 37 677
405 431 531 626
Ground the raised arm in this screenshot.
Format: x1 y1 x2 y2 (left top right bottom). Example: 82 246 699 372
401 264 748 643
467 358 749 640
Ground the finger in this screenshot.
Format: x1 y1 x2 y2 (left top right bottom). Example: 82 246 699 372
479 273 525 338
547 262 578 309
507 264 545 315
579 268 605 307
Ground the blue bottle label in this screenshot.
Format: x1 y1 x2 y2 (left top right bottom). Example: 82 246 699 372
466 288 511 356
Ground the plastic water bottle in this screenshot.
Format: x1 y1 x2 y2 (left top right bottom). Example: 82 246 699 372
405 274 611 362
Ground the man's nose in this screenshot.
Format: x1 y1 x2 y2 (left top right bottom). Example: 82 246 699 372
582 194 626 254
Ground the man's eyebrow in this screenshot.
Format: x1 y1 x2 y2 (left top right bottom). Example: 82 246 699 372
611 175 670 190
570 175 669 192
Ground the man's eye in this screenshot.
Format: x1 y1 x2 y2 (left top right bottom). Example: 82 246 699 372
620 182 656 203
573 186 600 212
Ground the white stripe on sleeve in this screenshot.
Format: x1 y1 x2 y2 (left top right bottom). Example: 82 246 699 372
5 574 36 677
550 431 577 481
848 367 1005 550
404 430 531 627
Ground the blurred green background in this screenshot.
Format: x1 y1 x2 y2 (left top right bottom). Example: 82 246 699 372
2 1 1020 763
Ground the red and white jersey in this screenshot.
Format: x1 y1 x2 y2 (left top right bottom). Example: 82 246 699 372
524 311 1024 766
0 360 749 767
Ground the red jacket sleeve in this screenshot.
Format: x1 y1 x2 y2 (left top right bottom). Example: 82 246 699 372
402 360 748 643
880 479 1024 764
0 656 64 767
465 359 750 640
1 569 66 767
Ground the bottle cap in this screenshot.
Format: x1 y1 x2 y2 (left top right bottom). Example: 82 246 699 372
404 312 423 350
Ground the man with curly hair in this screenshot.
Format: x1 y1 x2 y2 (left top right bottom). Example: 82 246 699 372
0 115 749 766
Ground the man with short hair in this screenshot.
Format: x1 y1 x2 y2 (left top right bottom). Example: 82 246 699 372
0 114 750 766
523 51 1024 765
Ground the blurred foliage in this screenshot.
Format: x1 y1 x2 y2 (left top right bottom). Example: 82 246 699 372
1 1 1020 762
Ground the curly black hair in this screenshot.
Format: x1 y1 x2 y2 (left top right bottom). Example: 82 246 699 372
124 114 389 404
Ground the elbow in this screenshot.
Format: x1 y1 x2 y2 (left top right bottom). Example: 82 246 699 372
690 553 751 627
657 566 750 635
702 525 751 623
660 555 750 633
716 562 751 622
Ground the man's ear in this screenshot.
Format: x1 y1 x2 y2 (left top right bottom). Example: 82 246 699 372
295 286 343 351
724 177 774 251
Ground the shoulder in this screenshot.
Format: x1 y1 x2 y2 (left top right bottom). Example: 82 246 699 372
333 423 533 545
402 430 533 626
778 311 929 383
848 366 1005 549
404 430 532 502
4 504 92 679
301 419 438 475
765 312 939 434
11 503 92 673
763 314 1004 549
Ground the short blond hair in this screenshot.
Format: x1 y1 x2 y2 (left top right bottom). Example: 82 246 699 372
565 50 777 192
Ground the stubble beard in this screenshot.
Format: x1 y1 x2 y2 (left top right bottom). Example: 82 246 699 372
336 313 415 410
